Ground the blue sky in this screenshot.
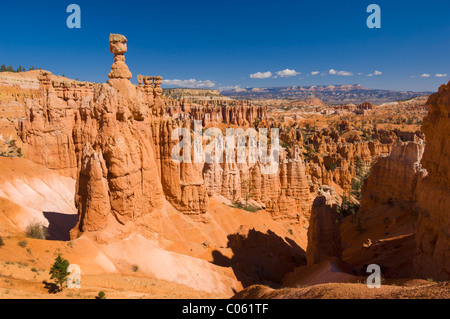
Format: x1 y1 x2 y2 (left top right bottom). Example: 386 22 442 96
0 0 448 91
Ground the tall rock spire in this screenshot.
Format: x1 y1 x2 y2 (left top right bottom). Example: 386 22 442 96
108 33 132 80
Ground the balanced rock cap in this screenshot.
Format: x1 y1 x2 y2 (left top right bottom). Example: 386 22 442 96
109 33 128 55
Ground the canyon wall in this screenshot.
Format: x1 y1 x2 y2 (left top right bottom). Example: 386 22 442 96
17 34 313 241
306 186 342 265
303 127 393 192
360 141 426 212
414 82 450 280
202 146 313 225
165 99 267 127
358 81 450 281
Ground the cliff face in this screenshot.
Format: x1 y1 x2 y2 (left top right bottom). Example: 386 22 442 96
303 127 393 193
150 118 208 215
414 82 450 280
202 146 313 225
19 75 88 177
360 141 426 212
165 100 267 127
306 186 342 265
262 150 313 224
357 81 450 281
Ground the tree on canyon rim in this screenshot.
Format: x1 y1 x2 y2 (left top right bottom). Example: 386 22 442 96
49 254 70 292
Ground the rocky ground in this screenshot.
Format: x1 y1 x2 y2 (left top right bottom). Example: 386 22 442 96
233 282 450 299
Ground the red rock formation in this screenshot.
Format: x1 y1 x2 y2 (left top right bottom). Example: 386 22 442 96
19 34 209 239
108 34 132 80
355 81 450 281
306 186 342 265
357 102 373 110
19 73 85 177
414 81 450 280
202 146 313 225
304 131 392 192
222 101 267 126
360 141 426 212
354 102 373 115
264 148 313 224
72 80 167 234
165 99 267 127
17 33 313 245
150 118 208 215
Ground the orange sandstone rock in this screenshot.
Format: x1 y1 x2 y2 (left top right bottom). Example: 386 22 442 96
360 141 426 212
306 186 342 265
414 81 450 280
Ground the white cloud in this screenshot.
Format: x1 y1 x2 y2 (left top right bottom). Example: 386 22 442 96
435 73 448 78
249 71 272 79
329 69 353 76
219 85 244 92
276 69 300 77
162 79 215 88
367 71 381 77
420 74 431 78
311 71 320 76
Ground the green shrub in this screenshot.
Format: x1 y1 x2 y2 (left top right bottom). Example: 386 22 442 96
337 195 360 218
97 291 106 299
131 265 139 272
25 222 48 240
18 240 27 248
0 236 4 247
230 201 260 213
328 162 338 171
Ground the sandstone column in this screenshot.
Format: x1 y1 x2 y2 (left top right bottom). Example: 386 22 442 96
306 186 342 265
108 34 132 80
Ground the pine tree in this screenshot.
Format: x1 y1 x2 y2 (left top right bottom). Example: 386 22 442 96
0 64 6 72
242 179 255 209
6 65 13 72
96 291 106 299
49 254 70 292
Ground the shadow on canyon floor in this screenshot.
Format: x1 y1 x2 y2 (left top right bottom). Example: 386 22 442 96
43 212 78 241
42 280 60 294
212 229 306 288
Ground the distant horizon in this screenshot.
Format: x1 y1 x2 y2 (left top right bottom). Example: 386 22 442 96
163 83 434 93
0 67 438 94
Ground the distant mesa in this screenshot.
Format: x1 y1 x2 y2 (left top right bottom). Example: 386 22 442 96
220 85 432 104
